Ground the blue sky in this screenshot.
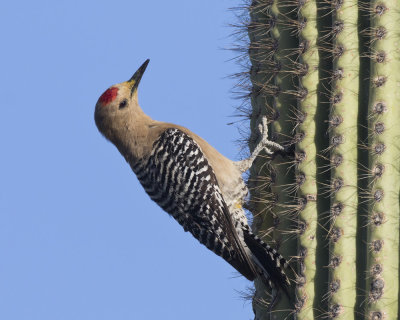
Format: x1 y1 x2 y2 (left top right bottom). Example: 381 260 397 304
1 1 254 319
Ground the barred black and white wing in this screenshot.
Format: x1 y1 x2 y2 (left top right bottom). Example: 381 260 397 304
130 128 256 280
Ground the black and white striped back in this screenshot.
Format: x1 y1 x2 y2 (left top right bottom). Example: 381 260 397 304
130 128 256 280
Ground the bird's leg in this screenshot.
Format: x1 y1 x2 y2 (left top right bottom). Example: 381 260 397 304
236 117 284 173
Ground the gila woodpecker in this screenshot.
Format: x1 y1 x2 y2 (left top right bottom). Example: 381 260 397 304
94 59 291 295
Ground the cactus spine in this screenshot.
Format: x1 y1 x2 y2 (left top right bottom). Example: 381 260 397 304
234 0 400 318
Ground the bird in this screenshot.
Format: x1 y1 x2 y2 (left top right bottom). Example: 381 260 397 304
94 59 292 298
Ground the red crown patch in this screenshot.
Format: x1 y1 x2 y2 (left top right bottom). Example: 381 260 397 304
99 87 119 105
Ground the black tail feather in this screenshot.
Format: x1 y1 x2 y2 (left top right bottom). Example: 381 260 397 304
243 230 293 299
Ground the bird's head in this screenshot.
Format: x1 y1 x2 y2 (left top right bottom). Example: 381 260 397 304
94 59 150 142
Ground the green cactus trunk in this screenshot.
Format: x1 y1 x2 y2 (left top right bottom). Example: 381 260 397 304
238 0 400 318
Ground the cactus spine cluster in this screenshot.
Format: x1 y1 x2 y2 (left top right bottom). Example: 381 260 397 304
235 0 400 318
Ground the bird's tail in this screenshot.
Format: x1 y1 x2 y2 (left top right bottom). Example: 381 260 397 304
243 230 293 299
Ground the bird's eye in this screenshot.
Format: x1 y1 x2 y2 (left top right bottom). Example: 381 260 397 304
119 99 128 109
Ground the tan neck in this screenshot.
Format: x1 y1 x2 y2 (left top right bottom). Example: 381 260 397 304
113 104 155 163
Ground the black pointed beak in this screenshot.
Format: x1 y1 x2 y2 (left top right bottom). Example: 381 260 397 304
129 59 150 96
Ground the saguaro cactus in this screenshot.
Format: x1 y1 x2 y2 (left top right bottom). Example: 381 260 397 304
234 0 400 318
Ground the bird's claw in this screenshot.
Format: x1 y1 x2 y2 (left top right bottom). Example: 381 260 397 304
257 117 284 154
